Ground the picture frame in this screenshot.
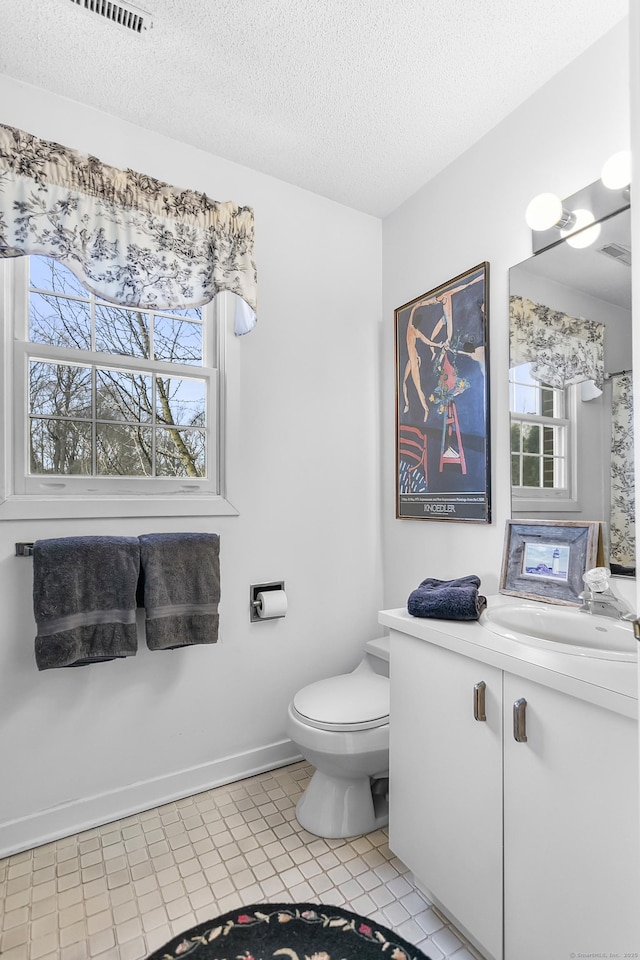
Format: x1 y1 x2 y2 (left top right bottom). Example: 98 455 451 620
395 262 491 522
499 519 602 605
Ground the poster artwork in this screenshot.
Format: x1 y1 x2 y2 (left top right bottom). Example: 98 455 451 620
395 263 491 522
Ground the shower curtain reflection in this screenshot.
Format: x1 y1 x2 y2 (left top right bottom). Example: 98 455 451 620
610 372 635 572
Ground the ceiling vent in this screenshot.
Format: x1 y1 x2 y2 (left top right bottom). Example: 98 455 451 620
597 241 632 267
65 0 153 35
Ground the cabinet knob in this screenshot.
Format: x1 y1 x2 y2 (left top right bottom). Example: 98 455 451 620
473 681 487 721
513 697 528 742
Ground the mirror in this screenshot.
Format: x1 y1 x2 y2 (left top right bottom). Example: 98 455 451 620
509 206 635 576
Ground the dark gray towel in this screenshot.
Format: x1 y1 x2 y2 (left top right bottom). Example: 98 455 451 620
408 574 487 621
138 533 220 649
33 536 140 670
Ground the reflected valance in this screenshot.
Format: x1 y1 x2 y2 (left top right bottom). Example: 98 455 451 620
0 123 257 334
509 295 604 389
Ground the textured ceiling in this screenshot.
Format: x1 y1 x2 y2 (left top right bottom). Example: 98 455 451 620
0 0 628 217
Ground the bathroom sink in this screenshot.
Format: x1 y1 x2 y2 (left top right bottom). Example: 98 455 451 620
482 602 637 662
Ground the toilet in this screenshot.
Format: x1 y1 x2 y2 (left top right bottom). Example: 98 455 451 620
286 636 390 839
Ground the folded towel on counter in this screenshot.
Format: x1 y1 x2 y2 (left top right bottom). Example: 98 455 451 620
407 574 487 621
138 533 220 649
33 536 140 670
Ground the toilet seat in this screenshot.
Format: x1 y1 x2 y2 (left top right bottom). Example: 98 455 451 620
292 672 389 732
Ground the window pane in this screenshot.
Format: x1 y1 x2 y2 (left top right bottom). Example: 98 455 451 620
542 456 556 488
521 422 540 454
511 384 539 415
522 455 541 487
540 386 558 418
510 363 537 386
29 256 88 298
96 369 153 423
510 421 521 452
95 305 151 358
30 419 92 475
155 377 206 426
543 455 566 489
156 428 206 477
153 316 203 365
96 424 153 476
542 425 555 456
29 361 92 418
29 293 91 349
511 454 521 485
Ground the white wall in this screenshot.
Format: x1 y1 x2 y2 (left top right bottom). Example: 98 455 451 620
381 20 630 606
0 77 383 855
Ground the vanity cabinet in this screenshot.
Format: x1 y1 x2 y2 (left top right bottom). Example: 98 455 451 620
389 635 503 958
388 626 639 960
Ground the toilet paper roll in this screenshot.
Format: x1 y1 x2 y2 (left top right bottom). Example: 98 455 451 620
256 589 288 619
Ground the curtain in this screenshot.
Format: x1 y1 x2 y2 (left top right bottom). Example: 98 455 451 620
509 296 604 388
610 373 635 567
0 123 257 335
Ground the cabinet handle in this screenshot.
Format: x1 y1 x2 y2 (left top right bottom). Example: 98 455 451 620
473 681 487 721
513 697 528 742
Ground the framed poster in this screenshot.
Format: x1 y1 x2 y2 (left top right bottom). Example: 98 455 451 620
395 262 491 522
499 519 601 605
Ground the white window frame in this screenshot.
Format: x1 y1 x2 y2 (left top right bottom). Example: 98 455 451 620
0 257 238 519
510 364 580 513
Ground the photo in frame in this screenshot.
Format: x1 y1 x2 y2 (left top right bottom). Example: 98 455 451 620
499 519 602 605
395 263 490 522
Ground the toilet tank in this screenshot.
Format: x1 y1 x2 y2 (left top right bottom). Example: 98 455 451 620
364 636 390 677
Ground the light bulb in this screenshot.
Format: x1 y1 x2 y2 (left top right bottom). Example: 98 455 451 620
563 209 601 249
525 192 564 231
601 150 632 189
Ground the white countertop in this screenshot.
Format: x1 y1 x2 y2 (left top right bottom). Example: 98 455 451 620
379 594 638 719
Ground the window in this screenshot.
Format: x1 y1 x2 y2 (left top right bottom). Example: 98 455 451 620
509 362 577 509
0 256 236 518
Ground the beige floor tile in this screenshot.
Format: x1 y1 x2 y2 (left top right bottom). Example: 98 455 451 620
60 940 89 960
141 906 169 933
1 922 30 951
0 762 478 960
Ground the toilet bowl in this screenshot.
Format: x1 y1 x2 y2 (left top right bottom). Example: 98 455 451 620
286 637 390 839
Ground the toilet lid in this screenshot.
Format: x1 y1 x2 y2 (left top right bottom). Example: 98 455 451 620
292 673 389 731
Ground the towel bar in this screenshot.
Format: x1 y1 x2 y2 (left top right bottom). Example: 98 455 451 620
15 542 34 557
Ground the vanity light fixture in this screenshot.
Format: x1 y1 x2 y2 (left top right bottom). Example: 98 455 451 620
601 150 632 190
526 194 599 249
526 170 630 256
563 208 601 249
525 193 575 232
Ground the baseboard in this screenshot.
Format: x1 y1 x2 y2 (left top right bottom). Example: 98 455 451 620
0 740 303 859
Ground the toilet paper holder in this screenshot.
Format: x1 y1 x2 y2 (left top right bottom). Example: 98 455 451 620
250 581 286 622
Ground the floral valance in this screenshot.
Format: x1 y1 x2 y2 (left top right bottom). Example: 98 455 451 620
0 123 257 335
509 296 604 388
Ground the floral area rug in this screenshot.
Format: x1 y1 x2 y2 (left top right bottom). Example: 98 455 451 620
145 902 433 960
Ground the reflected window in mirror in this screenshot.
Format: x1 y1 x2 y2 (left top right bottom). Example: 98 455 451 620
510 363 570 497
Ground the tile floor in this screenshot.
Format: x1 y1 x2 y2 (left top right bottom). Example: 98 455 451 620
0 761 484 960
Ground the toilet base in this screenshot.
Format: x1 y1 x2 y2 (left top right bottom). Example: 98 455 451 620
296 770 389 839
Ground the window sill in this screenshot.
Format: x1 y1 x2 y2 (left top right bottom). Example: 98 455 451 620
511 496 581 514
0 494 239 521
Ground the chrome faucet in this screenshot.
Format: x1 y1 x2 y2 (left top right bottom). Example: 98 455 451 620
579 567 635 620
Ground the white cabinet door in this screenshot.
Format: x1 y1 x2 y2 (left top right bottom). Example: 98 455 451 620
389 631 503 960
503 673 640 960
